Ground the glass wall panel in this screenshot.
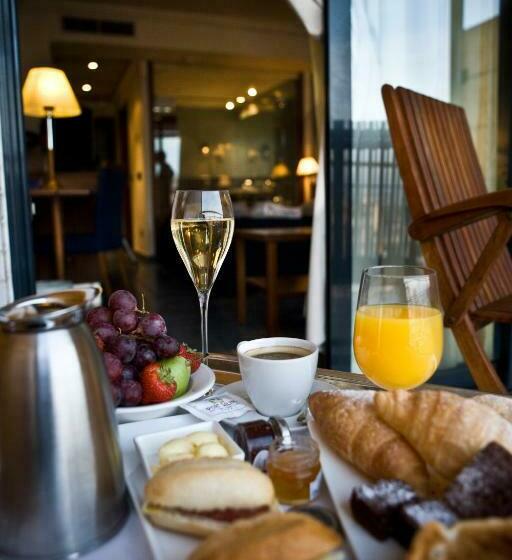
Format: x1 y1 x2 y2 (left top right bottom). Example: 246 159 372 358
349 0 502 383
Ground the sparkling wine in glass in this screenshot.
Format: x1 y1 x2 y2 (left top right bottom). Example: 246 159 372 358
353 265 443 390
171 190 234 359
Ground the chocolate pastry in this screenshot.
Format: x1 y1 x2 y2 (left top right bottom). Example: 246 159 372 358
395 500 458 547
350 479 418 540
444 442 512 519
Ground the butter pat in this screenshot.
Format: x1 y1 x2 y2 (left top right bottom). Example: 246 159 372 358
197 442 229 458
159 438 195 463
160 452 195 465
186 432 219 446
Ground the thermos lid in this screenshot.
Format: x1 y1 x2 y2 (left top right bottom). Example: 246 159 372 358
0 287 101 332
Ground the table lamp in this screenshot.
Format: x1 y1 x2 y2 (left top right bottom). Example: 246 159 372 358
270 162 291 179
296 156 319 203
22 67 81 190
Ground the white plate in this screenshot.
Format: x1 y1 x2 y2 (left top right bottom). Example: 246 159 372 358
134 421 245 477
218 379 337 429
122 414 351 560
308 418 404 560
116 364 215 423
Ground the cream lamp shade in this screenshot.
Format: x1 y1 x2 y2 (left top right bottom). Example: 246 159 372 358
270 162 291 179
296 156 319 177
22 67 81 118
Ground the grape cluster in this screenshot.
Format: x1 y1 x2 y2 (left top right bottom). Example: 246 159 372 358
86 290 179 407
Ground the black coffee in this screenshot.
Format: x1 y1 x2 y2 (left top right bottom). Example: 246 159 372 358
246 345 311 360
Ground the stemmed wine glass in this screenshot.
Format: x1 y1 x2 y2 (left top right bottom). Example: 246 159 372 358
171 190 234 360
353 265 443 390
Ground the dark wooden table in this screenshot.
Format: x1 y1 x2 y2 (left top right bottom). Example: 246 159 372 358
235 227 312 335
207 352 483 397
31 188 93 279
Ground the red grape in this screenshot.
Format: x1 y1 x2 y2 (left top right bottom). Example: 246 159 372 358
103 352 122 383
108 290 137 312
121 380 142 406
138 312 167 338
86 306 112 328
121 364 138 382
134 343 157 370
112 309 138 333
94 334 105 352
94 323 118 344
154 335 179 358
111 383 123 406
109 335 137 364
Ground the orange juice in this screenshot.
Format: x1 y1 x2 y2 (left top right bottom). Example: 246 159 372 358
354 304 443 389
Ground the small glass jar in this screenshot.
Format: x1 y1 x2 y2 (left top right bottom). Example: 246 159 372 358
233 417 291 468
267 435 321 505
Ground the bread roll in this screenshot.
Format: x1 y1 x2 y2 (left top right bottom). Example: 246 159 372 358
144 458 276 536
188 512 343 560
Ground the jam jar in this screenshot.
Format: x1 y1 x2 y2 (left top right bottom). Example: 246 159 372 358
267 435 321 505
233 417 291 468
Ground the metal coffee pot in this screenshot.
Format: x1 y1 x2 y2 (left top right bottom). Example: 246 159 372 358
0 288 128 558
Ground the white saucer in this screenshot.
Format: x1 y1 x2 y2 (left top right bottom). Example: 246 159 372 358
218 379 336 429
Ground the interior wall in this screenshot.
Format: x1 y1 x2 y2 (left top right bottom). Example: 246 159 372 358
177 108 277 181
116 61 155 256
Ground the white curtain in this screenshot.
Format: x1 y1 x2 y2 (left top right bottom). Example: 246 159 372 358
288 0 327 347
0 114 14 305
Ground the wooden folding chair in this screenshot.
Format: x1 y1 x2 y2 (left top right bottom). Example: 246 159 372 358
382 84 512 394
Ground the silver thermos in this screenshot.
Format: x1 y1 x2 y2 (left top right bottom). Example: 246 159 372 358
0 288 128 558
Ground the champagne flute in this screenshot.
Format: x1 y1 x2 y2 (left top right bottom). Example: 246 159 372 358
171 190 234 360
353 265 443 390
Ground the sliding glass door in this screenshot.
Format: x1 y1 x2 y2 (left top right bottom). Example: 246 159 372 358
326 0 511 386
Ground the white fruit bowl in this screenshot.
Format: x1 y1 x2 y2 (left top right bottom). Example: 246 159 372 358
115 363 215 423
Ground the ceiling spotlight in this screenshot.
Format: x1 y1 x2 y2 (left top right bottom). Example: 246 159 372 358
87 61 99 70
236 96 245 104
247 87 257 97
81 83 92 92
201 145 210 155
225 101 235 110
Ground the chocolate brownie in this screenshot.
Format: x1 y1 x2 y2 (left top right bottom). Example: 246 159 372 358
350 479 418 540
395 500 458 547
444 442 512 519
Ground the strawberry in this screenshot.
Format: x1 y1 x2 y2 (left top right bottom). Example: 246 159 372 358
140 356 191 405
178 343 201 373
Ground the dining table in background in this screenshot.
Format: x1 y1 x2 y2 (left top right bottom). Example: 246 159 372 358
30 187 94 279
235 226 312 335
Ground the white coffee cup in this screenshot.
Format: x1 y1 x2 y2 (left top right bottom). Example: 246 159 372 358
237 337 319 417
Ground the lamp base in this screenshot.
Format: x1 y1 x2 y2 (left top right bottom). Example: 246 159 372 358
43 176 59 191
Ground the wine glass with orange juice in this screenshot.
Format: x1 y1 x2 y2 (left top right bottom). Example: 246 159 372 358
353 266 443 390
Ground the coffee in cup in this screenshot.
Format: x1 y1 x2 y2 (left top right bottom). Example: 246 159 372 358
237 337 319 417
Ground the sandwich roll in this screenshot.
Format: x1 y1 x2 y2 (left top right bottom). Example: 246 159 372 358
144 458 276 536
188 512 344 560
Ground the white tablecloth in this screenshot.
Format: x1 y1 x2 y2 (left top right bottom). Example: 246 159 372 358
83 415 198 560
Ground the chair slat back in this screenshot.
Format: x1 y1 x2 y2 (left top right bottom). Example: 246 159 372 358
382 84 512 312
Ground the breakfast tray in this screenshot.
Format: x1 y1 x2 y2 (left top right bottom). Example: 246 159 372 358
119 413 347 560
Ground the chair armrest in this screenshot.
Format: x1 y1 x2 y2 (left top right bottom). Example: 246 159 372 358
409 190 512 241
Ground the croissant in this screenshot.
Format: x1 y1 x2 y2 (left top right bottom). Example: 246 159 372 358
472 394 512 423
309 390 429 494
407 518 512 560
375 390 512 481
